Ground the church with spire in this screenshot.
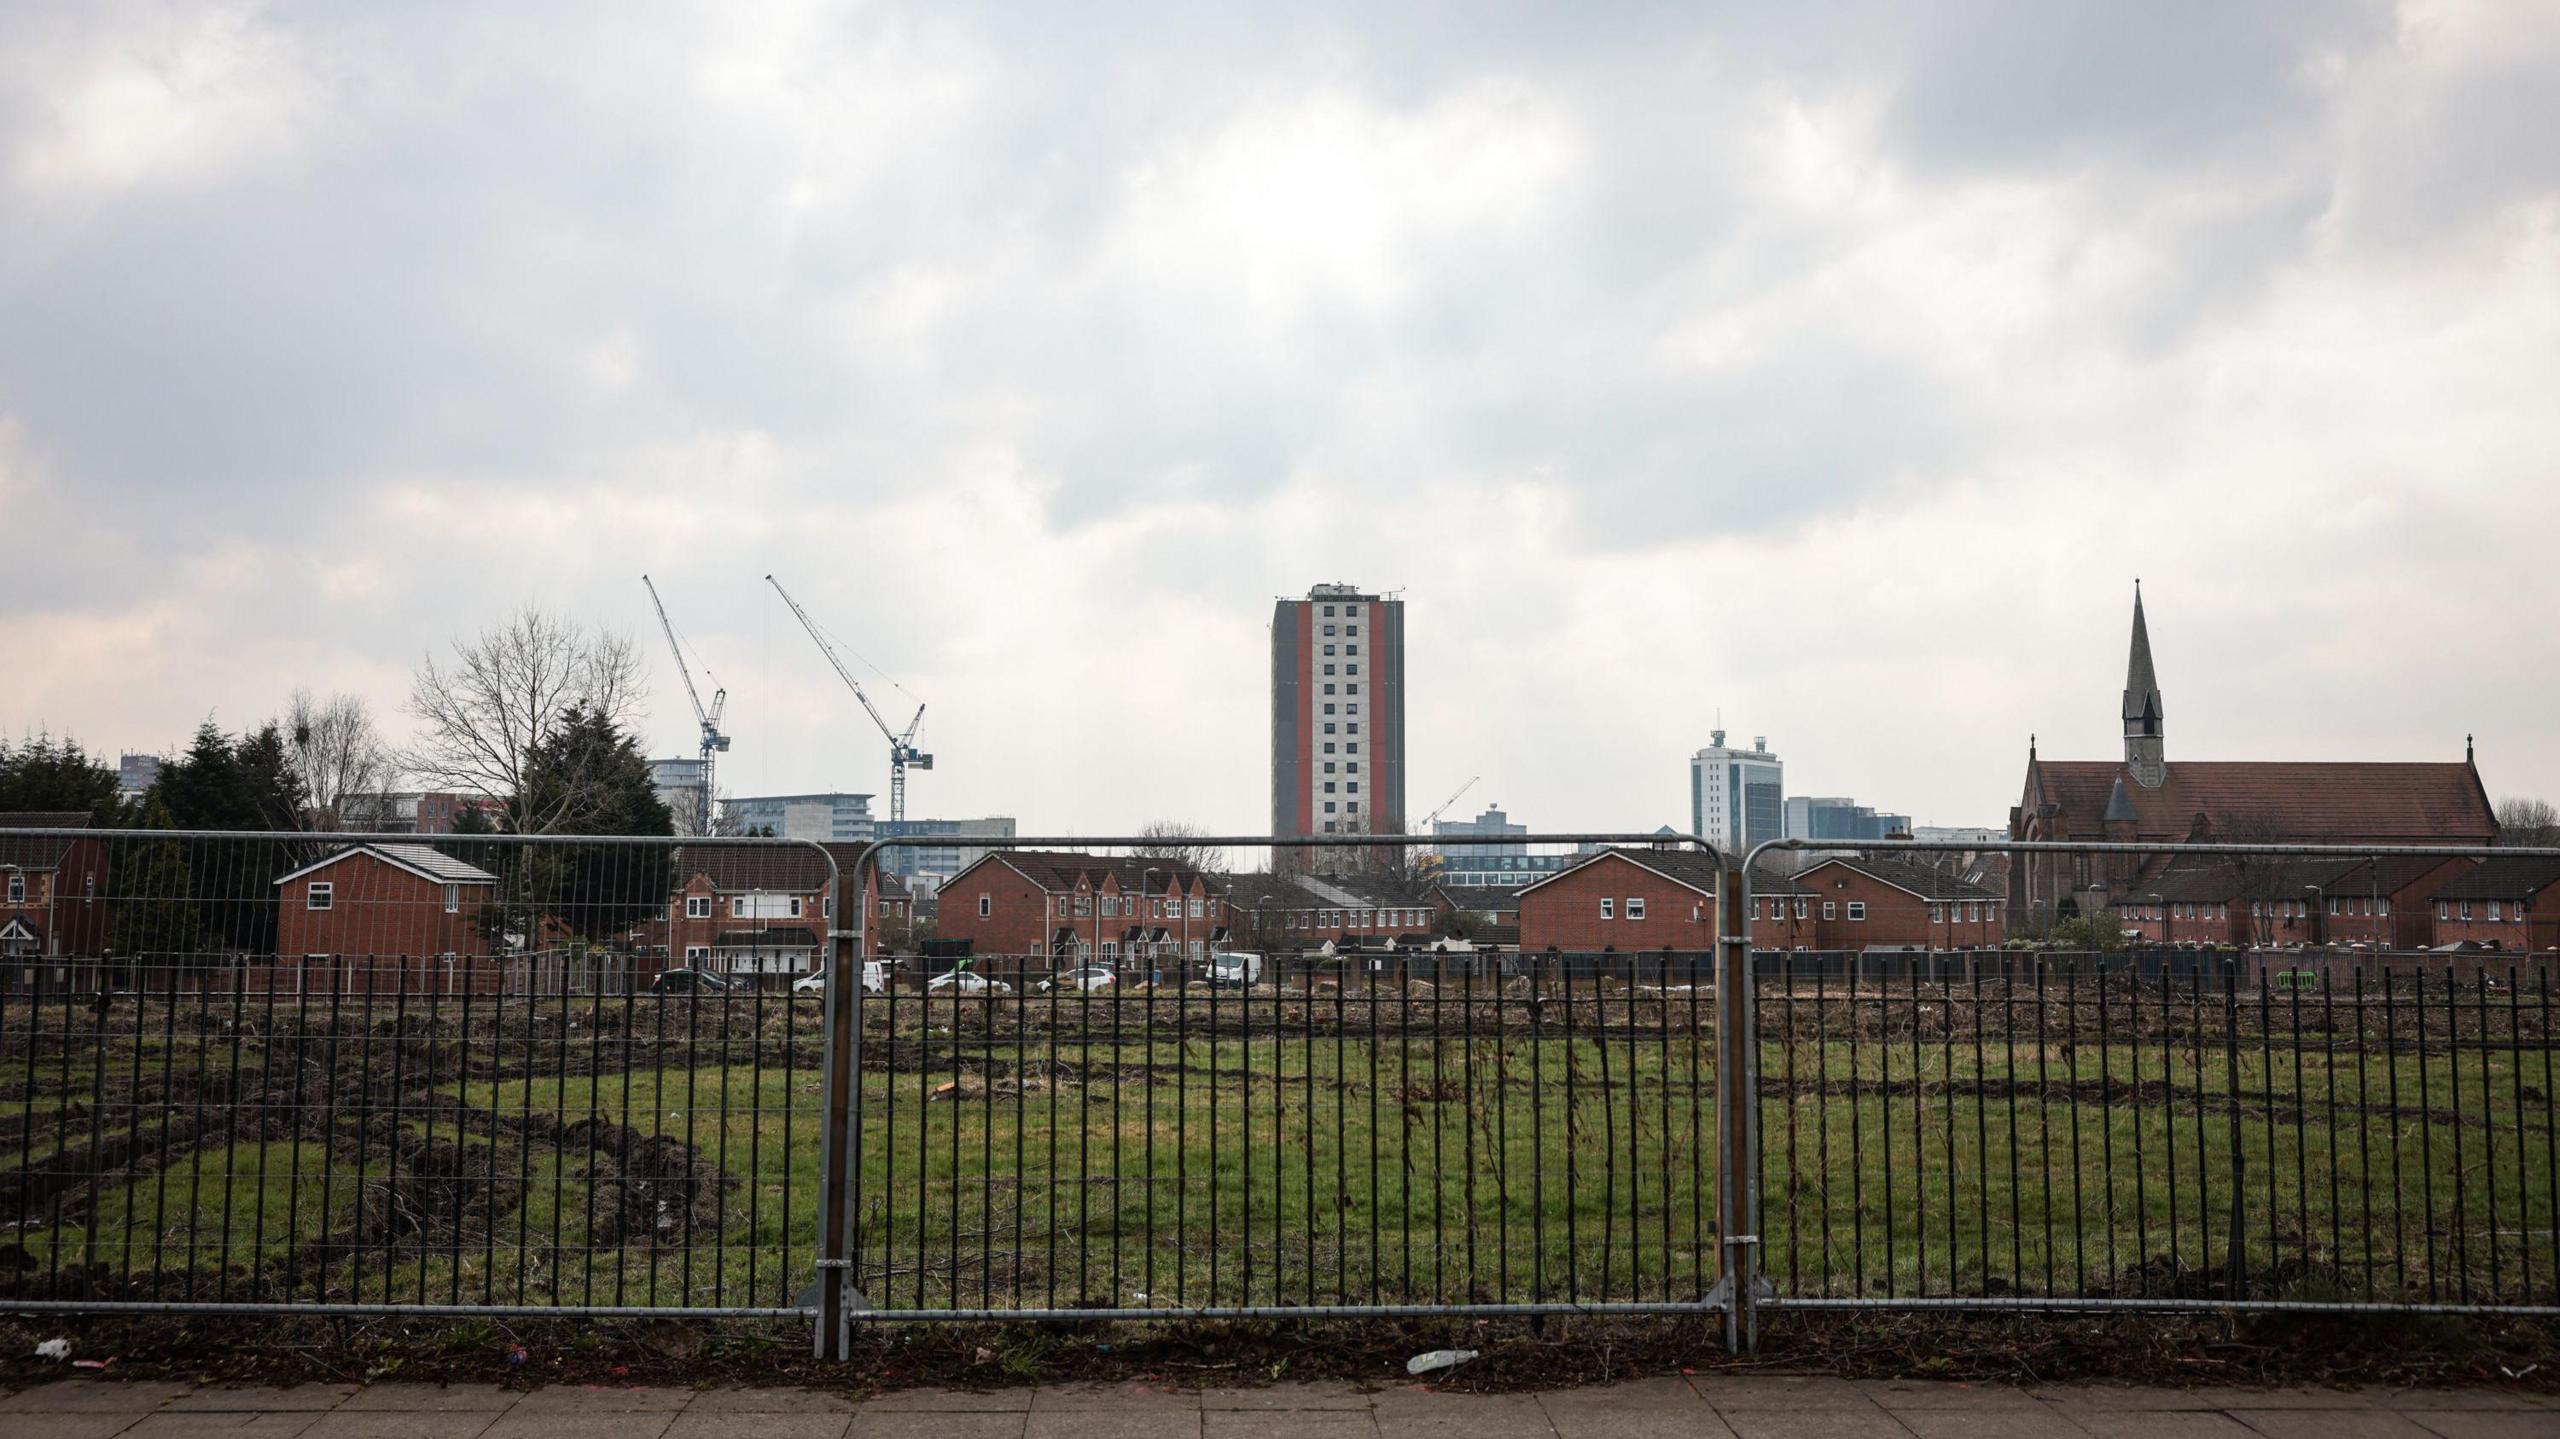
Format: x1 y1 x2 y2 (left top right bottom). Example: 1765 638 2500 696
2008 585 2497 931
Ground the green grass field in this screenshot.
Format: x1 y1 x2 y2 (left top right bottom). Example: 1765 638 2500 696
1 985 2554 1313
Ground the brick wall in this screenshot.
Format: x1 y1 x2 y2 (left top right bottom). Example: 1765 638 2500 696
1519 854 1716 954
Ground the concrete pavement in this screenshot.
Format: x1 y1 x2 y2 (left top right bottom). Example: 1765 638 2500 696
0 1377 2551 1438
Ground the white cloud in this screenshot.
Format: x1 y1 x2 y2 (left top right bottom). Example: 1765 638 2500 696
4 1 2556 834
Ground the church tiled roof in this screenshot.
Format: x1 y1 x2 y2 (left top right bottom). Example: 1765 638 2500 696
2027 759 2494 843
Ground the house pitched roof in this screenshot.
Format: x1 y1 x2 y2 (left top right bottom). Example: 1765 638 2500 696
966 850 1218 897
274 843 499 888
1430 884 1521 914
0 813 94 870
676 841 836 893
1800 855 1999 902
1522 846 1724 900
2027 759 2496 843
2431 857 2560 902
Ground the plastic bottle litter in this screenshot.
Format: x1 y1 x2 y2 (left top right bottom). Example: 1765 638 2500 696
1405 1349 1478 1376
33 1338 70 1362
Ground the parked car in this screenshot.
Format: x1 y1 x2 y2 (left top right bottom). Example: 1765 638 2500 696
926 969 1012 996
792 961 889 994
1038 966 1117 994
651 967 736 994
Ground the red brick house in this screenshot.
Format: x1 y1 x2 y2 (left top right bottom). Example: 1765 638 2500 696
1517 848 1720 955
2012 588 2496 929
1749 856 2005 951
669 842 828 983
1222 872 1436 952
2427 858 2560 952
272 843 500 993
0 812 110 966
2118 862 2247 947
935 851 1223 973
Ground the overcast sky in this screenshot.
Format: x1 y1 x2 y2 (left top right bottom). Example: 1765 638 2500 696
7 0 2557 837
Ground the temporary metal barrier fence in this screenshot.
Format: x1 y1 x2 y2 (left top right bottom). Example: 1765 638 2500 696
0 828 836 1320
816 832 1740 1357
1735 836 2560 1350
9 826 2556 1357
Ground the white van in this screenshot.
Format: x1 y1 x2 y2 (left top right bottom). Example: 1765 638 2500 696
1205 950 1262 989
792 961 888 995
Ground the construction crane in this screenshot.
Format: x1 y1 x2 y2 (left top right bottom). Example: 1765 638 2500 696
765 575 932 823
642 575 730 836
1419 776 1481 831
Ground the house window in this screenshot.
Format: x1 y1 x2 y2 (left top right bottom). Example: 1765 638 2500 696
1323 724 1337 735
1930 904 1944 924
308 882 334 912
1101 940 1119 960
2489 900 2503 921
1794 899 1808 920
1322 664 1336 676
444 884 460 914
2460 901 2474 920
4 873 21 905
1323 704 1336 715
1323 684 1336 695
1322 644 1336 656
686 946 709 962
1822 902 1837 921
978 894 992 918
1323 801 1337 813
2438 903 2450 921
1075 896 1092 916
1626 897 1646 921
1346 644 1359 656
686 896 711 919
1847 902 1866 921
1346 683 1360 694
1599 898 1614 920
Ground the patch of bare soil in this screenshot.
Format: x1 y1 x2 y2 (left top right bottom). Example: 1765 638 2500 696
0 1310 2551 1398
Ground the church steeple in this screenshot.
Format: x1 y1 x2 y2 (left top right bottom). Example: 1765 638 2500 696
2122 581 2166 789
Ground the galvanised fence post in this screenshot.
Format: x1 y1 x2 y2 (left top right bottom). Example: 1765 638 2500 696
1717 848 1762 1353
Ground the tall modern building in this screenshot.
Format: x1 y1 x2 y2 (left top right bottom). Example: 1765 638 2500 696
1690 730 1784 855
721 792 876 842
1783 796 1912 843
648 757 711 834
873 816 1018 892
1272 583 1406 845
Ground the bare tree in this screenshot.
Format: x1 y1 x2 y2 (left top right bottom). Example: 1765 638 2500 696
2497 796 2560 847
1135 819 1220 873
405 606 644 833
284 689 396 827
